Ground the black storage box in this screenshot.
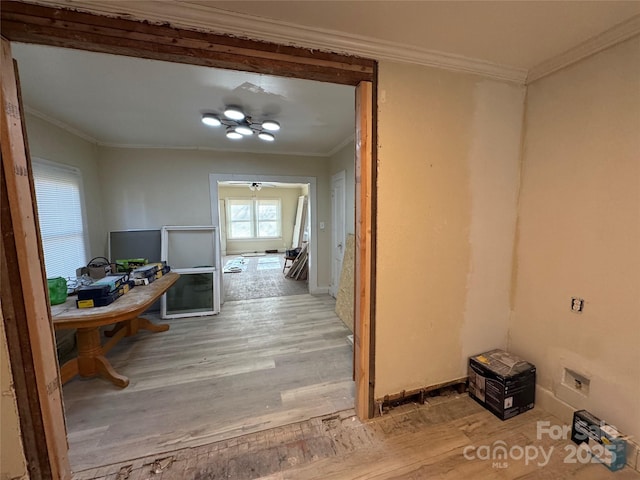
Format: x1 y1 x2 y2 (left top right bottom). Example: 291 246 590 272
76 289 122 308
571 410 627 471
468 349 536 420
76 274 128 301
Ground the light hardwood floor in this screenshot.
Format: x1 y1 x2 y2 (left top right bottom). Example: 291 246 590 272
74 393 640 480
62 293 354 472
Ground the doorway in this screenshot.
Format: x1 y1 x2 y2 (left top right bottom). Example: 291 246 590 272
1 4 376 477
218 181 310 302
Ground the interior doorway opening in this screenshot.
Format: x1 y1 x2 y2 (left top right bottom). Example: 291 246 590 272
1 5 376 477
218 180 311 302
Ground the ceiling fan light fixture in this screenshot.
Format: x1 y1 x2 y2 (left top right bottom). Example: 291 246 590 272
201 107 280 142
261 120 280 131
258 132 275 142
226 128 243 140
201 114 221 127
235 125 254 136
224 107 245 121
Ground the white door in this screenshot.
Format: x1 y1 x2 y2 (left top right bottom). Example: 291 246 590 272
330 171 346 298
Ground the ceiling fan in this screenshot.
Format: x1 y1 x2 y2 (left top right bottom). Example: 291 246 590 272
221 181 278 191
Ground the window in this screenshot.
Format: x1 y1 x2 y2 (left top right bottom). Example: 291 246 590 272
227 198 281 239
32 160 88 279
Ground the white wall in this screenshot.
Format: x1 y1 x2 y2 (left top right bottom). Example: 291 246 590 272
329 140 356 235
24 113 106 259
510 37 640 440
96 147 333 288
375 61 525 397
218 185 305 254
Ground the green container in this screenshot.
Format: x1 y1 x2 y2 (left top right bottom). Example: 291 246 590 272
47 277 68 305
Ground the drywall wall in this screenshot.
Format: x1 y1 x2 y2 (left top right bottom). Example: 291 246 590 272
24 112 106 260
218 185 305 254
0 314 28 480
96 147 332 288
510 36 640 440
329 140 356 235
375 61 524 397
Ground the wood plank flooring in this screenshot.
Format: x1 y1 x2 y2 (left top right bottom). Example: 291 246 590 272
74 393 640 480
62 293 354 472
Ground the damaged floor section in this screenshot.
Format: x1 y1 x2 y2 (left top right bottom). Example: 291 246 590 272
73 393 640 480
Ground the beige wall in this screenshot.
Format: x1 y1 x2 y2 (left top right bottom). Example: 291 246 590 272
96 147 332 288
329 140 356 235
509 37 640 440
375 61 525 396
25 113 106 260
0 313 28 480
218 185 305 254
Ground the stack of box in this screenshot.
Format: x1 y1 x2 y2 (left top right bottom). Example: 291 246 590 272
148 262 171 279
130 262 170 285
468 349 536 420
76 274 132 308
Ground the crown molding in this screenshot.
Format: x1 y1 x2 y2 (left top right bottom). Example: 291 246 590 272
527 14 640 84
97 142 331 158
327 135 356 158
24 2 640 95
24 105 98 144
30 0 528 84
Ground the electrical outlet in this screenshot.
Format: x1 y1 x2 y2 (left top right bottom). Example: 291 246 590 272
571 297 584 313
319 221 325 230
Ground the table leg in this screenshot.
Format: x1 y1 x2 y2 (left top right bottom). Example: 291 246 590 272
73 326 130 388
95 355 129 388
61 318 169 388
126 316 170 336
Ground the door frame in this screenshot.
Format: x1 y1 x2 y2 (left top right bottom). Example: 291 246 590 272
330 170 347 298
0 3 378 476
209 173 318 293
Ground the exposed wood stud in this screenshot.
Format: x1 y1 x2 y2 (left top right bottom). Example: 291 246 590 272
0 1 375 86
375 378 469 413
354 80 374 420
1 36 71 479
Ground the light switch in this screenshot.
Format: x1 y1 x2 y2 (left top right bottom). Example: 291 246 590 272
319 222 325 230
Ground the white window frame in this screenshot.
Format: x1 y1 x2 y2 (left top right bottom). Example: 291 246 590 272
160 225 220 318
226 197 282 240
32 158 90 279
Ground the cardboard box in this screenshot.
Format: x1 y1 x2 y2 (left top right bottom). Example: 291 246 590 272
571 410 627 471
468 349 536 420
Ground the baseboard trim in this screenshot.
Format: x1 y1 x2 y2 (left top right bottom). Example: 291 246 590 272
309 286 329 295
536 385 640 472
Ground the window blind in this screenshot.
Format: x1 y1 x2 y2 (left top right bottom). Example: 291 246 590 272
32 160 88 279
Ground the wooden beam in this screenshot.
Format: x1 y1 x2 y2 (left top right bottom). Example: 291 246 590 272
0 36 71 479
0 1 375 86
354 80 375 420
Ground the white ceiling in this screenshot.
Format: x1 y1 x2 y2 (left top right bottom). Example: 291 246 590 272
206 1 640 70
12 1 640 156
13 43 356 157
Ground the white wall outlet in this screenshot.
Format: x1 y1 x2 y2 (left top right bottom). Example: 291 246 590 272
319 221 325 230
571 297 584 313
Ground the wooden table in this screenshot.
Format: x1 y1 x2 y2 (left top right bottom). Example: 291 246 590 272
52 272 179 388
